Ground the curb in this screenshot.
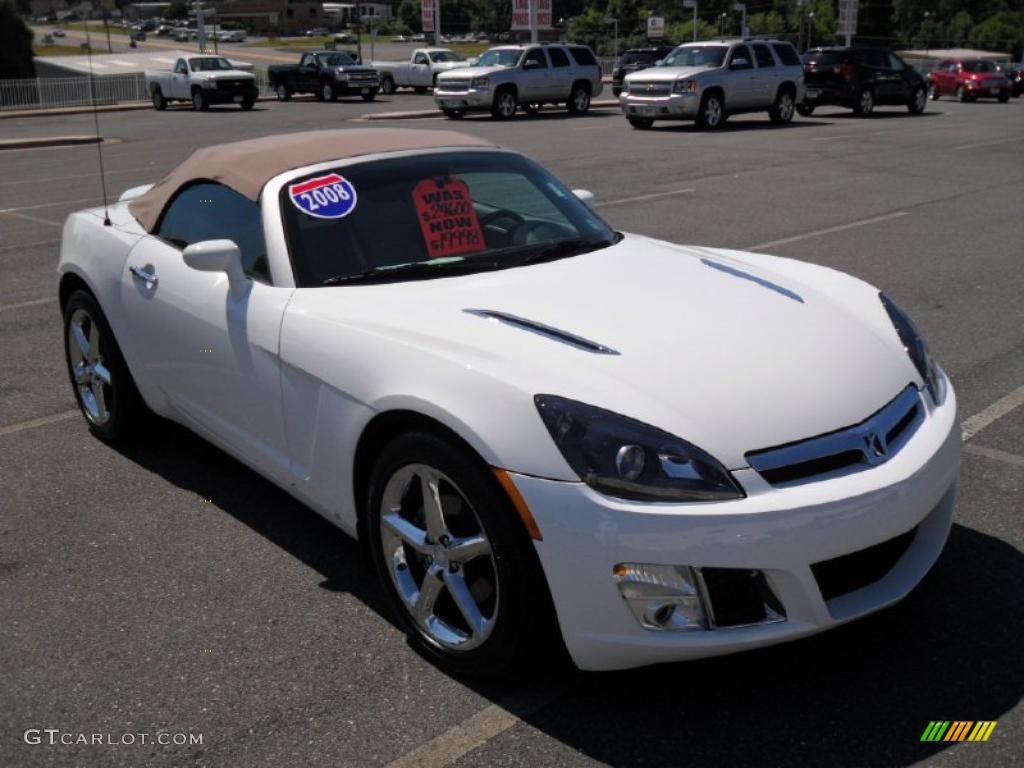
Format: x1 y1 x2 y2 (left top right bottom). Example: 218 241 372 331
363 99 621 121
0 135 103 150
0 102 152 120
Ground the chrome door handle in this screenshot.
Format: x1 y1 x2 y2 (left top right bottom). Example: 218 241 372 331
129 265 158 286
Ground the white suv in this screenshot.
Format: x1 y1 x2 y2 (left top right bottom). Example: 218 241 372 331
434 43 603 119
620 39 805 129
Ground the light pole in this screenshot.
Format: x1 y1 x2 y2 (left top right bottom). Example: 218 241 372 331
683 0 697 42
732 2 746 37
922 11 932 58
719 12 727 38
603 17 618 60
807 11 815 49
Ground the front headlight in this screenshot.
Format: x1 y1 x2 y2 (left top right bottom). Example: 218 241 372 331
534 396 744 503
880 292 941 402
672 79 697 94
336 71 349 80
470 76 490 88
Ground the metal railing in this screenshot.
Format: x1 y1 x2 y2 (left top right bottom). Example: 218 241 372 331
0 72 275 112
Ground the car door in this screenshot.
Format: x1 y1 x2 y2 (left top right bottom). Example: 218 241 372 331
864 49 898 102
887 52 914 101
725 44 757 108
545 46 574 99
750 43 780 105
298 52 318 91
519 47 551 101
119 182 293 482
411 50 431 86
171 58 189 99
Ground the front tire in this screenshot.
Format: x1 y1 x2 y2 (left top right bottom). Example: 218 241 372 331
695 91 725 129
928 83 940 100
151 86 167 111
361 89 377 102
627 116 654 129
191 89 207 111
957 84 969 102
491 88 517 120
441 108 465 119
240 96 255 110
321 81 336 102
908 86 927 114
63 290 146 442
796 103 814 116
413 86 427 95
365 433 548 676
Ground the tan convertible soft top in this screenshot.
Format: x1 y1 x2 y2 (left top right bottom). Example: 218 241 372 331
128 128 495 232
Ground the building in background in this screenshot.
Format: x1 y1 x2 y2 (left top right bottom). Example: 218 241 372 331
212 0 325 34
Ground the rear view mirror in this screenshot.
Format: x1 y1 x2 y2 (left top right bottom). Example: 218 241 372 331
183 239 245 283
655 59 664 66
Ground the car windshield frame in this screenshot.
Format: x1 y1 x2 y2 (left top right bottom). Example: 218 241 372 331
961 60 996 73
475 49 523 68
277 149 618 287
189 57 234 71
318 53 357 66
431 51 466 62
661 45 728 69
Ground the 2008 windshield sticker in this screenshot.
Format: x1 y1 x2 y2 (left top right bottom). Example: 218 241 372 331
288 173 357 219
413 177 486 259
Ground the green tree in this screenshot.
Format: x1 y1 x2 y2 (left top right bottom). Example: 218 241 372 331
0 0 34 79
969 11 1024 56
166 0 188 20
398 0 422 33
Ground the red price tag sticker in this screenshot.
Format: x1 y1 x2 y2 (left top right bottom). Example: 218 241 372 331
412 177 486 259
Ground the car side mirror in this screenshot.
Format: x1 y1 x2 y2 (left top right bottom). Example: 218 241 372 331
572 189 595 204
183 239 245 284
655 59 663 66
729 57 749 69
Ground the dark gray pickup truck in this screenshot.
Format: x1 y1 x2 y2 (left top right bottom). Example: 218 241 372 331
268 50 380 102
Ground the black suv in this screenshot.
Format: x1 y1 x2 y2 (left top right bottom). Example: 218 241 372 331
612 46 675 97
800 47 928 116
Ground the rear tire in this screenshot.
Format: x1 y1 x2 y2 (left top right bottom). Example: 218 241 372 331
928 83 940 100
998 91 1009 103
566 82 591 115
413 86 427 95
769 87 795 124
853 87 874 116
365 433 553 677
362 89 377 102
442 108 465 119
908 86 927 114
521 103 541 115
63 290 147 443
276 83 291 101
627 116 654 129
380 76 396 95
957 84 968 102
151 86 167 111
695 91 725 129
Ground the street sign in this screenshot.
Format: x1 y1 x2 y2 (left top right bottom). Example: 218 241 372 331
422 0 435 33
512 0 552 30
647 16 665 39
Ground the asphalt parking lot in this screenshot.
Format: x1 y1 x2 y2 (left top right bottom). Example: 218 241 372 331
1 95 1022 767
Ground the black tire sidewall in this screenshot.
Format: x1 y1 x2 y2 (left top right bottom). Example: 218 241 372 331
365 432 546 676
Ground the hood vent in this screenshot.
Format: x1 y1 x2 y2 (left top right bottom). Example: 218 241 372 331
464 309 620 355
701 258 804 304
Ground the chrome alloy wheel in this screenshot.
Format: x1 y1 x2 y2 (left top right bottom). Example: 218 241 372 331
913 86 927 112
859 88 874 114
379 463 498 651
571 87 590 113
704 95 722 127
777 91 794 121
495 91 517 118
67 308 112 426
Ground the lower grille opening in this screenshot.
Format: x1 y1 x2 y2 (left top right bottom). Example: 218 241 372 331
887 402 920 445
701 568 786 627
811 527 918 601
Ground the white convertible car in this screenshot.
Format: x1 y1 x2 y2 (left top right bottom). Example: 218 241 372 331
58 129 960 673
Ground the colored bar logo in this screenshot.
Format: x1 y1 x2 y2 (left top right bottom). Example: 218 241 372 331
921 721 997 742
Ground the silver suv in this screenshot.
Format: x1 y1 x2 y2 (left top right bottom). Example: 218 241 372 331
620 39 805 129
434 43 603 120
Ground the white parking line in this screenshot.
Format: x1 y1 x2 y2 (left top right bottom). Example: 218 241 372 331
385 680 567 768
0 238 59 253
0 196 101 213
0 409 78 438
961 384 1024 441
747 211 909 251
964 444 1024 468
954 136 1023 151
596 188 695 208
0 209 63 228
0 297 55 312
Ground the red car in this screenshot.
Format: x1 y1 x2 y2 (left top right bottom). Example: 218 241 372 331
928 58 1010 102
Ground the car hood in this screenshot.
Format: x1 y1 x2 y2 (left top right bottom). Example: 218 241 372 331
288 235 918 469
437 65 508 79
337 65 377 73
434 61 471 71
195 69 255 80
624 65 714 82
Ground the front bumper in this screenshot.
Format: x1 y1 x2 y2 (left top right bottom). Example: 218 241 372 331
620 91 699 120
204 84 257 104
511 379 960 671
336 76 380 94
963 81 1009 98
435 87 493 111
803 83 856 108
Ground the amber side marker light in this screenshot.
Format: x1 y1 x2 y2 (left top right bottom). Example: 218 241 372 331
492 468 543 541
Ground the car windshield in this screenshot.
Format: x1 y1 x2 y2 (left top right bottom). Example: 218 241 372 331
319 53 356 66
620 51 655 66
961 60 996 73
475 49 522 68
279 151 617 287
661 45 728 68
431 51 465 62
189 57 233 71
803 50 846 65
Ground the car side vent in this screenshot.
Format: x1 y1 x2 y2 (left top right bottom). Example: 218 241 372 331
463 309 620 355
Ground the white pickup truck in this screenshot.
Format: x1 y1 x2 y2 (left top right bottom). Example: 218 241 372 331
371 48 470 94
145 54 258 111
